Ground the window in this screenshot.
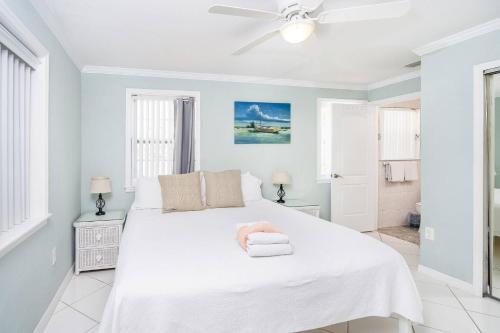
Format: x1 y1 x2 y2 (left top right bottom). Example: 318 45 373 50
0 41 33 232
125 89 200 191
379 108 420 160
0 4 50 257
318 100 333 180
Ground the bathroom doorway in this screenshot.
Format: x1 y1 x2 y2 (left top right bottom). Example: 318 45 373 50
485 70 500 299
376 98 421 245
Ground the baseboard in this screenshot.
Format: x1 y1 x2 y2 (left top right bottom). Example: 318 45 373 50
33 265 74 333
418 265 476 295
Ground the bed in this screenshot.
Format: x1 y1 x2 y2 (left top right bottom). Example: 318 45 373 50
100 199 423 333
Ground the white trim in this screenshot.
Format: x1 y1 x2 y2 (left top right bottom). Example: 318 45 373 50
29 0 82 69
0 23 40 68
124 88 201 192
414 18 500 56
472 58 500 297
0 214 51 258
367 71 420 90
0 1 48 57
368 92 421 106
33 265 74 333
418 265 475 295
83 65 368 91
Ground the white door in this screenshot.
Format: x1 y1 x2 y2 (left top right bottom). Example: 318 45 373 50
330 102 377 232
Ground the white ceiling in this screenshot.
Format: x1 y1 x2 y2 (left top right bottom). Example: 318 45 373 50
31 0 500 86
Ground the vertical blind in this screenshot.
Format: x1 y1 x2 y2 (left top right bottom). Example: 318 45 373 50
0 43 33 232
132 96 176 180
380 108 420 160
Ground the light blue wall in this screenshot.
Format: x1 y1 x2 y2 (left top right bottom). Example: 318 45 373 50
421 30 500 283
81 74 366 219
368 77 421 101
0 1 81 332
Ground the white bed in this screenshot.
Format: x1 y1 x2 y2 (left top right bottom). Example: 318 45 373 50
100 199 422 333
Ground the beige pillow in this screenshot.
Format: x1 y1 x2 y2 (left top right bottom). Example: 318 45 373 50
204 170 244 208
158 172 204 212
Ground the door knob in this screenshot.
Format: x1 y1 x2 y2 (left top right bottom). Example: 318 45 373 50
332 173 343 179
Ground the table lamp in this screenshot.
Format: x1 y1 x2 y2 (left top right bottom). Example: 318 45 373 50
272 171 290 203
90 176 111 216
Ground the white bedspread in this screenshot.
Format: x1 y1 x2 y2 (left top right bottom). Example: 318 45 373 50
100 200 422 333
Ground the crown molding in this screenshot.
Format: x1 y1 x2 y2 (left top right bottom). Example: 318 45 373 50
81 65 368 91
367 70 420 90
30 0 83 69
413 18 500 57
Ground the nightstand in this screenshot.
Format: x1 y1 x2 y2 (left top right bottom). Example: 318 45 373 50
280 199 320 218
73 210 126 274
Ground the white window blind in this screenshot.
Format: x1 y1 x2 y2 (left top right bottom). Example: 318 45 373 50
380 108 420 160
0 42 33 232
132 96 176 180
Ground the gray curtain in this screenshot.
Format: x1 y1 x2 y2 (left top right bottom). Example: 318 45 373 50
173 97 195 174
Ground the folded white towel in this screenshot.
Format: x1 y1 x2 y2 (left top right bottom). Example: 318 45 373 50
404 161 419 181
247 232 289 245
387 162 405 182
247 243 293 257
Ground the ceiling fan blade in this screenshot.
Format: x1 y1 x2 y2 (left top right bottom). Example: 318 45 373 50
208 5 281 20
233 29 281 55
300 0 325 12
317 0 410 24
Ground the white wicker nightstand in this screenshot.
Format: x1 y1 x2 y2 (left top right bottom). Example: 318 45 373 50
73 210 126 274
280 200 320 218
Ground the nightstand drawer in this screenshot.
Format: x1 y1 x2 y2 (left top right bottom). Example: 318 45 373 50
78 247 119 270
77 226 120 249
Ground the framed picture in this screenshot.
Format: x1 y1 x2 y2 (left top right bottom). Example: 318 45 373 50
234 101 291 144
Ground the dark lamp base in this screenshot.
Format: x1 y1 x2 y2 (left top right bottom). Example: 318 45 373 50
95 193 106 216
276 184 286 204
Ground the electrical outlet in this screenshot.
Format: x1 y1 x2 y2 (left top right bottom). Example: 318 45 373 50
51 247 57 266
424 227 435 241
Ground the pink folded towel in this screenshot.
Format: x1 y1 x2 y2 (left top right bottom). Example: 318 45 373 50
236 222 280 250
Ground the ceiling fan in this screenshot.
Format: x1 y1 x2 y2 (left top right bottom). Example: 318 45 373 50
208 0 411 55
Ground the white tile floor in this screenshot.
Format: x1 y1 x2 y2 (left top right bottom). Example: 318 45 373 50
43 233 500 333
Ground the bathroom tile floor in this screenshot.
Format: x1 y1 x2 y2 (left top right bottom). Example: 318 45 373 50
43 233 500 333
378 226 420 245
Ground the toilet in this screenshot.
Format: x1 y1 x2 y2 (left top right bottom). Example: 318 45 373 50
416 202 422 214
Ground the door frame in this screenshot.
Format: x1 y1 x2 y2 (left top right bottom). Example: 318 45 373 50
473 58 500 296
368 92 421 230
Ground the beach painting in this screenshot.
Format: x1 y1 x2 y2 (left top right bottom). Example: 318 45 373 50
234 101 291 144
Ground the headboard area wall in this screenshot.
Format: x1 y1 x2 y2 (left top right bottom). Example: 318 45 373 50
81 73 366 219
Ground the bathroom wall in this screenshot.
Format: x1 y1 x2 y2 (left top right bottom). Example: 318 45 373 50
378 161 421 228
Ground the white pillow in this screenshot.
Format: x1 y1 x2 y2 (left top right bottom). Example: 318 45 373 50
134 177 163 209
241 172 263 202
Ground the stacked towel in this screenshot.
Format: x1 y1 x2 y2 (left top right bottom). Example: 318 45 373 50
236 222 293 257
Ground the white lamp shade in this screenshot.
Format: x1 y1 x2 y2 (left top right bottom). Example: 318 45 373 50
280 19 315 44
90 176 111 194
272 171 290 185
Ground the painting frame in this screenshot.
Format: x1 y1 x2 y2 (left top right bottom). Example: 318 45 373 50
234 101 291 144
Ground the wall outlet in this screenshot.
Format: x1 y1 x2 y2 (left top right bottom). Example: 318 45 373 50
424 227 435 241
51 247 57 266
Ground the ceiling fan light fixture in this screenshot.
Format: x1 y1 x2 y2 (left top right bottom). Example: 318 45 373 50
280 18 315 44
